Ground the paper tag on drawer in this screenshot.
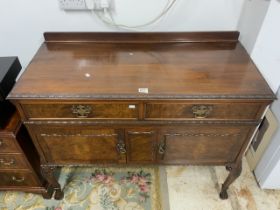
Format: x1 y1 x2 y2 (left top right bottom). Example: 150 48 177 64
138 88 149 94
128 105 136 109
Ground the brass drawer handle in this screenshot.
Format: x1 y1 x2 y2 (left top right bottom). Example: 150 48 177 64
0 158 16 166
12 176 25 183
158 139 166 156
192 105 213 119
117 143 126 154
71 105 92 118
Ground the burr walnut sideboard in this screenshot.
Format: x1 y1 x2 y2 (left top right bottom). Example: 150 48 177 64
8 32 275 200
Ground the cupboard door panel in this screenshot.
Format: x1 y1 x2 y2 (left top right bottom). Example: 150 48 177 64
157 125 253 164
126 129 157 163
31 125 126 164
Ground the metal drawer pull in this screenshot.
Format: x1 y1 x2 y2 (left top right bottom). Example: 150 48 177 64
158 139 166 155
0 158 16 166
192 105 213 119
12 176 25 183
71 105 92 118
117 143 126 154
0 139 3 147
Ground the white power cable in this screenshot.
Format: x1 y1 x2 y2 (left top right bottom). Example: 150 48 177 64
93 0 177 30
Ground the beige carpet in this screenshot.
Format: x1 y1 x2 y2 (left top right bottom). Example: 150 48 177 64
166 159 280 210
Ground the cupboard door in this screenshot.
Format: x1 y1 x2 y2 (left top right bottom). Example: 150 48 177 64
30 125 126 164
126 129 157 163
157 125 253 164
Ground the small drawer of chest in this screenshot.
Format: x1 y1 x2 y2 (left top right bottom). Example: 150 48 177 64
0 136 19 153
0 154 28 169
0 171 39 187
144 101 265 120
21 102 139 120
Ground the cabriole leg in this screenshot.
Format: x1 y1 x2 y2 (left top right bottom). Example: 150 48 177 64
41 165 64 200
41 183 54 199
220 160 242 199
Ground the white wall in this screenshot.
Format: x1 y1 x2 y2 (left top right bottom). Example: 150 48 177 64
238 0 280 93
0 0 244 70
237 0 270 54
250 0 280 93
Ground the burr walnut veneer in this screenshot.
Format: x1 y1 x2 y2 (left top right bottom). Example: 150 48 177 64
8 32 275 200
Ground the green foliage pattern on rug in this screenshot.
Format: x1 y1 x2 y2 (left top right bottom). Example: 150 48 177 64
0 167 161 210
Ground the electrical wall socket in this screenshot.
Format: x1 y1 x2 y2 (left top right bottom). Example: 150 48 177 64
93 0 111 10
58 0 87 10
58 0 111 10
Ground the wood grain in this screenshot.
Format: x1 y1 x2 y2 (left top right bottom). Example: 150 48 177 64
44 31 240 43
9 32 275 100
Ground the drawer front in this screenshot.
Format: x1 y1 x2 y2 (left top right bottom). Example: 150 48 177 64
0 154 28 169
145 102 264 120
30 125 126 164
157 125 254 164
0 171 39 187
0 136 19 153
22 102 139 119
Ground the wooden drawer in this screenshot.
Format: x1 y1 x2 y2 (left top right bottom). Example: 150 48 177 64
0 154 28 169
157 125 254 164
0 136 19 153
29 125 126 164
0 171 39 187
145 102 265 120
22 102 139 120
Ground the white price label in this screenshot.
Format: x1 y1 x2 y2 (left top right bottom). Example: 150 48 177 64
138 88 149 94
128 105 136 109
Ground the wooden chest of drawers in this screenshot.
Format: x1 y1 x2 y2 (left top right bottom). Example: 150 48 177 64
0 112 51 197
0 57 52 197
8 32 275 200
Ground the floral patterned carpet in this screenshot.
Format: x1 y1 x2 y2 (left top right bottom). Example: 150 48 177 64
0 167 162 210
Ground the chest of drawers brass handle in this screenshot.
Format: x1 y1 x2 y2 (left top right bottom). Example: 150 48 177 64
116 134 126 154
158 138 166 159
117 143 126 154
12 176 25 183
71 105 92 118
0 158 16 166
192 105 213 119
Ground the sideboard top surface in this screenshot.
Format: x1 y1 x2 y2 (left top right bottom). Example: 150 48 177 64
9 32 275 100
